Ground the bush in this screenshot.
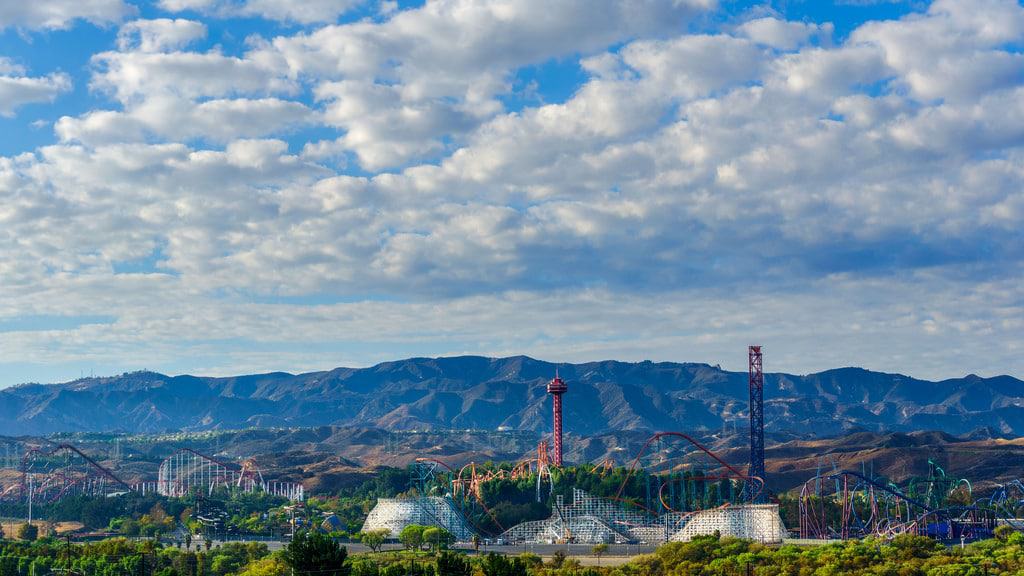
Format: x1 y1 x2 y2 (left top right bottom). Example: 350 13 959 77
436 551 471 576
400 524 425 550
282 530 350 576
480 553 527 576
517 552 542 568
548 549 566 568
993 524 1015 541
359 529 390 553
17 523 38 542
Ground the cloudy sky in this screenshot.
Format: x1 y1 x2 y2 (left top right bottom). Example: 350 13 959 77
0 0 1021 386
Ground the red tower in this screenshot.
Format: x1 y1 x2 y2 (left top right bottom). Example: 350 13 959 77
547 372 568 466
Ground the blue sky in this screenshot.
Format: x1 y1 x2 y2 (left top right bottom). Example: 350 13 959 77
0 0 1021 386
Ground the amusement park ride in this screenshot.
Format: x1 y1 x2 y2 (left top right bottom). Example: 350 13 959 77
0 444 304 510
3 347 1024 544
798 460 1002 541
393 347 1024 543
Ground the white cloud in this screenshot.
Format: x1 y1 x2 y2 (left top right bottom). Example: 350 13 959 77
261 0 715 168
54 24 306 144
0 273 1021 382
0 57 25 75
2 0 1024 382
850 0 1024 102
738 17 832 50
157 0 362 24
91 49 292 103
116 18 207 53
0 70 71 116
56 96 314 144
0 0 133 30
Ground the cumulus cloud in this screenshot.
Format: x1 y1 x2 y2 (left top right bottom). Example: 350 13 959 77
2 0 1024 382
58 34 304 143
156 0 362 24
91 49 292 103
0 0 133 30
116 18 207 53
850 0 1024 102
56 97 314 144
0 65 71 116
261 0 715 169
738 17 832 50
1 273 1021 381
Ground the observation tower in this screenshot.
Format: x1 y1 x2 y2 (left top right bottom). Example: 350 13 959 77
547 372 568 466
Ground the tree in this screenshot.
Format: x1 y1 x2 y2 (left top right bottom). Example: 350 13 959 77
994 525 1014 541
237 557 289 576
548 550 566 569
282 530 350 576
422 527 453 551
359 529 389 553
591 543 609 565
399 525 425 551
185 532 192 551
471 534 481 551
436 551 471 576
17 523 38 542
480 553 527 576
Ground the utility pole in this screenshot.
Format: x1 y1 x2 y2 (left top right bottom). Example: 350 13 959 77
27 474 33 527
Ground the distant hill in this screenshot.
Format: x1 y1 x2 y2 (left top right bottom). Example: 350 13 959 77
1 356 1022 436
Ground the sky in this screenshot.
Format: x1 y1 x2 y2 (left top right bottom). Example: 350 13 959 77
0 0 1022 386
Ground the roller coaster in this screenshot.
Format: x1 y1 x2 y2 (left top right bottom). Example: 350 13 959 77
392 431 769 543
798 461 996 541
15 444 132 504
0 443 303 504
157 448 303 501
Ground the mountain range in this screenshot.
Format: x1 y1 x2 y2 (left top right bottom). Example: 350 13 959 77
1 355 1022 437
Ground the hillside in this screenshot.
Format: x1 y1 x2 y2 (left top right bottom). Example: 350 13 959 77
1 356 1022 437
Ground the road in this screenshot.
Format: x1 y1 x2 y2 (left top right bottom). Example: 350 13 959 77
191 536 658 559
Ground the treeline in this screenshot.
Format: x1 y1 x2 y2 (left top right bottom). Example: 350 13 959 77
6 528 1024 576
0 538 268 576
0 489 291 539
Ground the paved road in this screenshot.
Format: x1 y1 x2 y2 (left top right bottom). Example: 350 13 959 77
191 537 658 557
460 543 658 557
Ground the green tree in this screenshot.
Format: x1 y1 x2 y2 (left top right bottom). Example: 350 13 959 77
360 529 389 553
889 533 942 560
17 523 38 542
518 553 542 570
993 524 1014 541
400 524 425 551
422 527 453 551
350 559 380 576
282 530 350 576
480 553 527 576
548 549 566 568
591 543 609 565
436 551 471 576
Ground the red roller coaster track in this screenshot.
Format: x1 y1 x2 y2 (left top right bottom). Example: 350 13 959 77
20 443 131 501
615 431 763 504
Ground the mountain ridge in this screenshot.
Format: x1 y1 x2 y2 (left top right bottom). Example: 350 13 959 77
1 355 1021 436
